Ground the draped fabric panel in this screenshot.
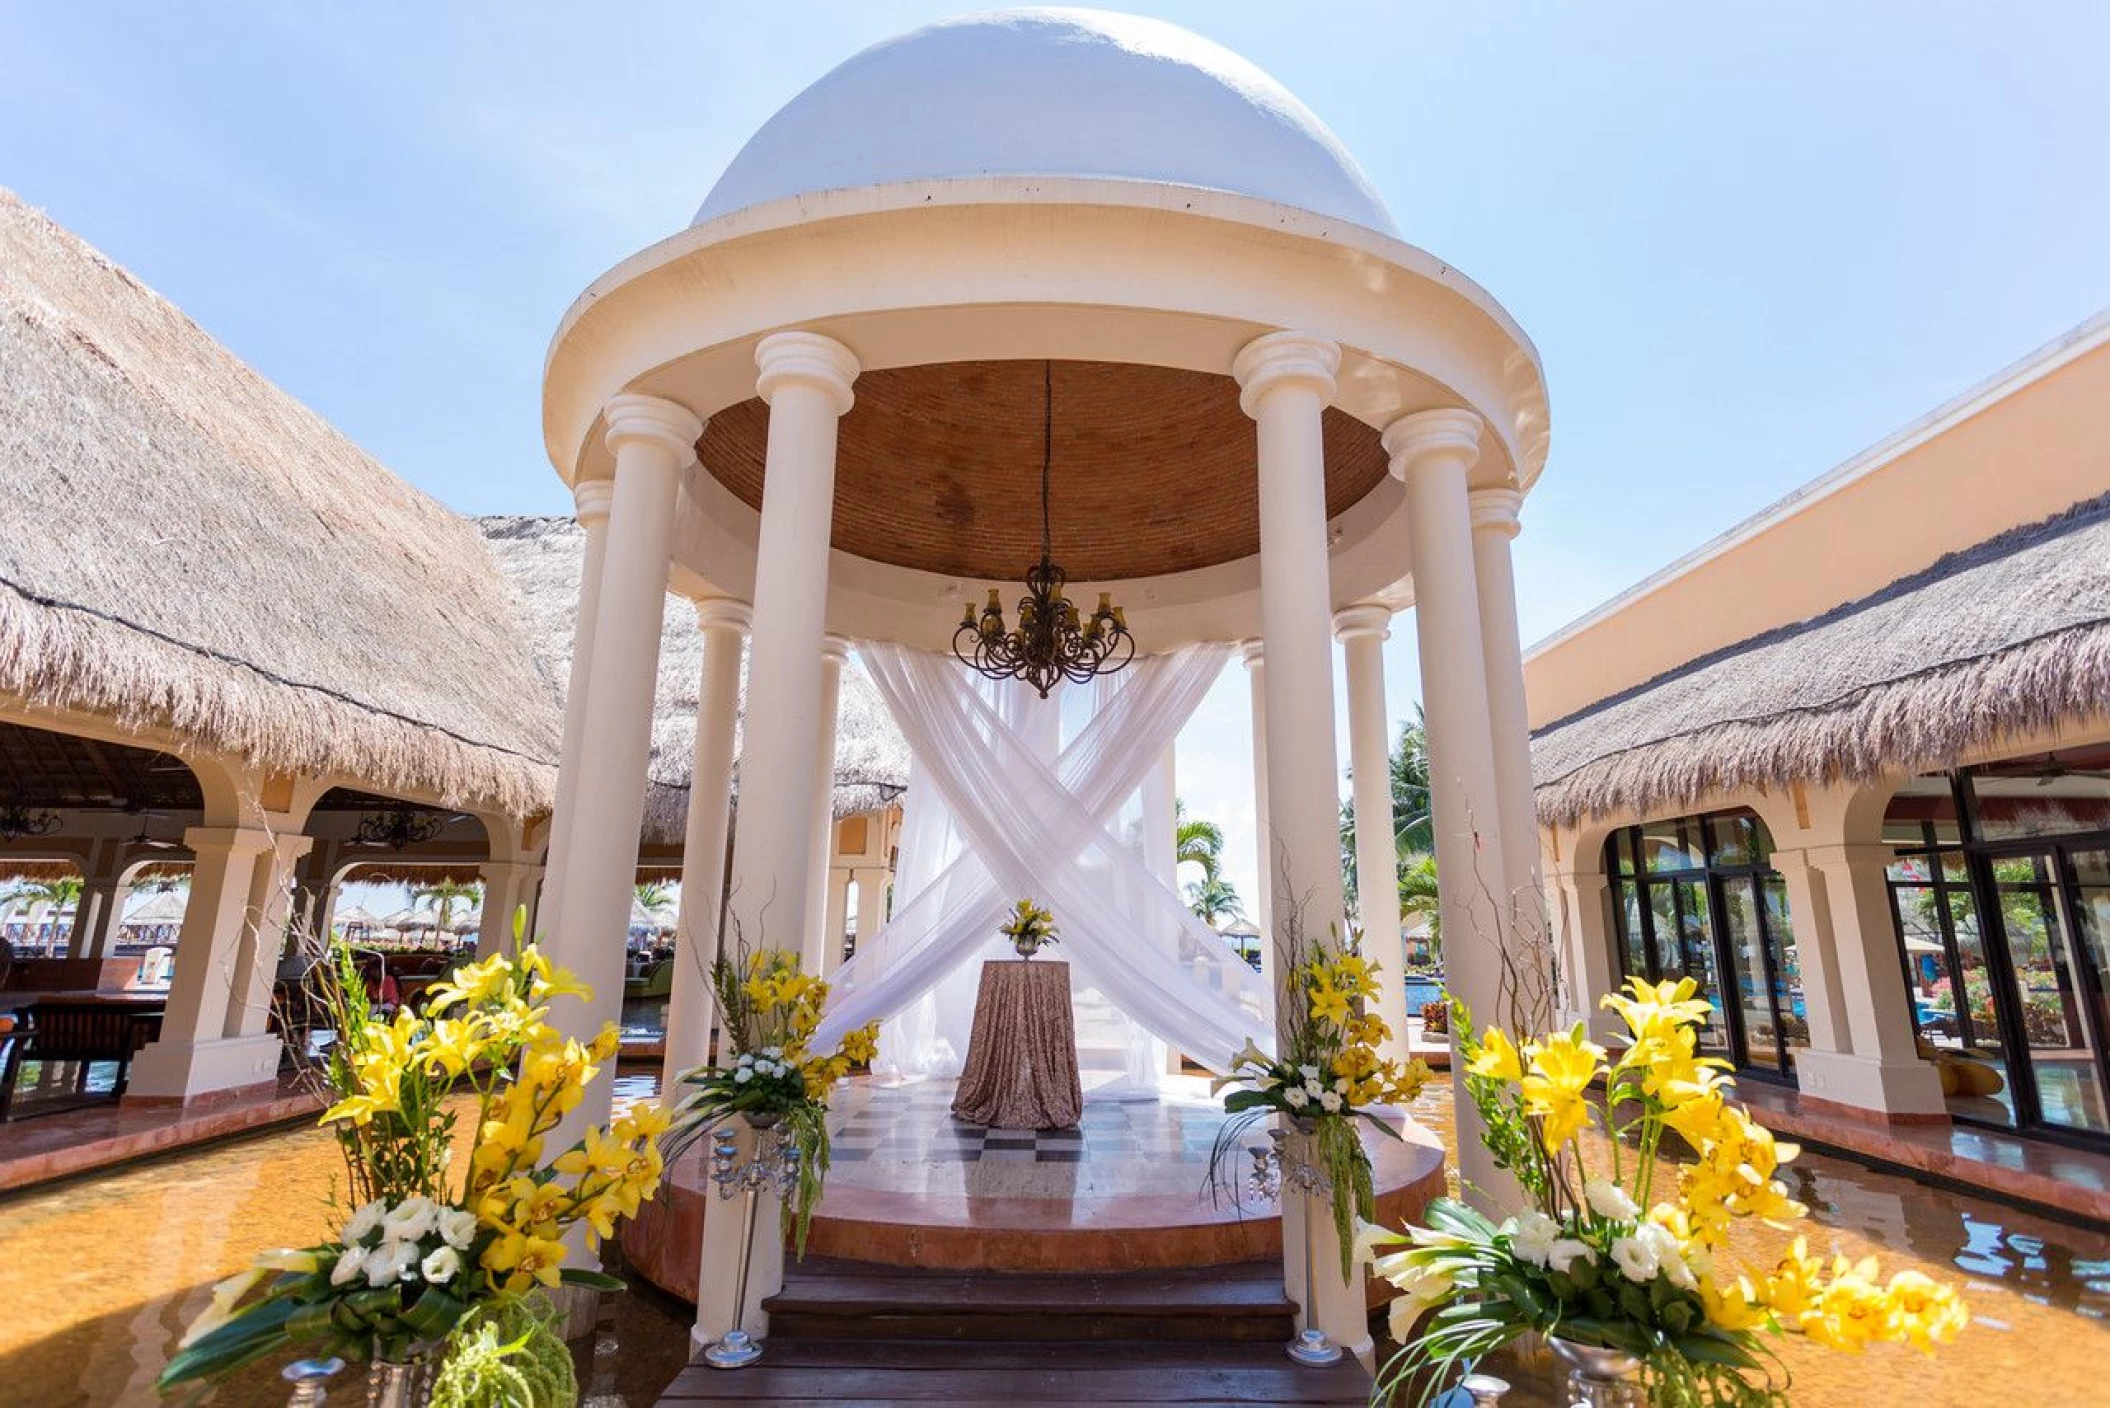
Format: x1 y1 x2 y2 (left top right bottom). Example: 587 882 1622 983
815 644 1271 1072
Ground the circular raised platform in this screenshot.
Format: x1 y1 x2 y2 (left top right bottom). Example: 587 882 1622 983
622 1076 1446 1298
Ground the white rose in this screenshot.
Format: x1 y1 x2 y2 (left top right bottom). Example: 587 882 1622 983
1284 1087 1309 1108
1333 1077 1350 1095
764 1047 783 1060
342 1200 386 1246
733 1067 753 1084
1504 1211 1559 1269
1635 1223 1694 1290
1610 1234 1658 1284
329 1251 365 1286
1549 1238 1597 1275
1303 1078 1326 1097
365 1241 420 1288
381 1196 437 1244
421 1245 462 1285
1298 1065 1320 1081
1584 1179 1639 1222
1318 1090 1343 1114
436 1207 479 1251
736 1052 754 1067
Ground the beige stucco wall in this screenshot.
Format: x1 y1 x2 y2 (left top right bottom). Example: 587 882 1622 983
1525 316 2110 729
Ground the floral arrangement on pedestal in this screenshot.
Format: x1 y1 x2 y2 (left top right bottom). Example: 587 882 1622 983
666 946 880 1254
158 930 670 1403
999 897 1059 958
1209 924 1435 1280
1365 977 1968 1406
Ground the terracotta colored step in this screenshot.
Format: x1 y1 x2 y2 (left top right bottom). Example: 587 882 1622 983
657 1338 1374 1404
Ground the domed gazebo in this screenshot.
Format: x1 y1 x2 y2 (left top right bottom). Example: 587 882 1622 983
539 8 1548 1362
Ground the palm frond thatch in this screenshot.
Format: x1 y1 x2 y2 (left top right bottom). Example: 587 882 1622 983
477 516 910 838
0 189 562 816
1532 492 2110 827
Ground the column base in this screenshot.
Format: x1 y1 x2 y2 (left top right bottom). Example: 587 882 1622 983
126 1034 283 1102
1792 1049 1946 1118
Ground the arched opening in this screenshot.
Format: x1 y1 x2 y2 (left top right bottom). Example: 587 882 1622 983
1881 748 2110 1139
1601 806 1808 1078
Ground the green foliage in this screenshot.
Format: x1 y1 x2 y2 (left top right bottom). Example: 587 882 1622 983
1173 798 1225 883
428 1295 577 1408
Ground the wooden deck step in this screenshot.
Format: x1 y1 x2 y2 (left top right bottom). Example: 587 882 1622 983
656 1338 1375 1404
760 1259 1297 1344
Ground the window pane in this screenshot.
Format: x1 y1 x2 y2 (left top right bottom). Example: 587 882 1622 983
1995 853 2108 1134
1971 773 2110 843
1612 879 1647 979
1671 879 1729 1055
1641 818 1705 873
1611 830 1636 877
1720 879 1781 1071
1709 812 1759 869
1763 877 1807 1051
1891 882 1957 1046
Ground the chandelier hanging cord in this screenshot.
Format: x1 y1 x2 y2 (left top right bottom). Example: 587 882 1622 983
949 360 1137 696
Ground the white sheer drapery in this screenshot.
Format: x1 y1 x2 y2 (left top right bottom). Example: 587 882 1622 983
816 644 1271 1073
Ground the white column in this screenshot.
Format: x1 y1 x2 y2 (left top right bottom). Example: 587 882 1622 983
707 331 857 1349
545 393 700 1173
723 332 857 966
663 599 749 1092
74 845 128 961
224 831 312 1039
822 868 853 977
851 867 886 960
1232 331 1363 1362
1334 604 1410 1063
1773 842 1946 1116
476 860 543 960
536 477 616 944
1239 640 1274 979
1387 408 1519 1211
1469 488 1548 962
802 635 850 972
1547 862 1623 1041
129 826 281 1100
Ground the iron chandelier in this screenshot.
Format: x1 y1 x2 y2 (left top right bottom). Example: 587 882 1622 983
952 362 1136 697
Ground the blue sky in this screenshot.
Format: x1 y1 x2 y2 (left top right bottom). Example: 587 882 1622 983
7 3 2107 916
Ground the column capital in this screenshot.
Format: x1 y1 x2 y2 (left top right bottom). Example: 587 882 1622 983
756 330 860 415
603 392 704 465
1331 603 1392 643
180 825 277 859
820 633 854 665
572 476 616 524
1382 407 1484 482
1231 331 1339 418
1468 486 1524 539
695 597 754 633
1238 638 1265 670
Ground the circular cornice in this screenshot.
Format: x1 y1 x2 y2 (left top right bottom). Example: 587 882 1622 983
755 330 860 415
695 598 754 632
1232 331 1341 418
1332 603 1392 642
603 392 704 464
571 477 616 522
1383 408 1486 480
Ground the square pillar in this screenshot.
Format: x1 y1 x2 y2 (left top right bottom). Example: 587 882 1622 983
224 832 313 1040
128 826 282 1101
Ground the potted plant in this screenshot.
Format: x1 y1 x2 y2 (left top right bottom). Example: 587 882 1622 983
999 898 1059 960
1365 977 1968 1405
158 921 669 1404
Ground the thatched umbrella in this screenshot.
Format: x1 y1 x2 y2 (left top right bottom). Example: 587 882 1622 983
1533 493 2110 826
0 189 563 818
480 516 912 837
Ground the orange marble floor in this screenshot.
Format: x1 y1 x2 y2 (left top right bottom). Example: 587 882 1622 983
0 1071 321 1194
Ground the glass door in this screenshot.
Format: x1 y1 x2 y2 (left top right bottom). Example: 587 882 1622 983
1988 850 2110 1135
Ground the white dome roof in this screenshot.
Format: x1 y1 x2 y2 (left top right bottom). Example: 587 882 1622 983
694 8 1397 235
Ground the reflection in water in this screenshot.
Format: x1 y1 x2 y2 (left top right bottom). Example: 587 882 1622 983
0 1077 2105 1406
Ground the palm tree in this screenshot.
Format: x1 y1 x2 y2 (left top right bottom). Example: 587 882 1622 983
1398 854 1442 962
410 878 483 944
1174 798 1224 884
1341 704 1436 906
1186 875 1245 927
634 881 676 922
1 875 83 956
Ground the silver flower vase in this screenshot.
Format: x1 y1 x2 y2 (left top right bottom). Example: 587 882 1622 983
1546 1336 1645 1408
364 1355 435 1408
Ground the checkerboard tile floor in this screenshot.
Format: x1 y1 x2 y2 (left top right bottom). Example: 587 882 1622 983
826 1081 1270 1167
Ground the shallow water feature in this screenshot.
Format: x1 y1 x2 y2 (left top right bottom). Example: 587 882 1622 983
0 1074 2104 1406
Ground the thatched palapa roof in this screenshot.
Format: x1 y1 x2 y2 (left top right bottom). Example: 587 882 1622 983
1532 493 2110 826
0 190 562 816
478 516 910 837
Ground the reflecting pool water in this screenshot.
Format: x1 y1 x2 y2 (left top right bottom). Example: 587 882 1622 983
0 1075 2104 1406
